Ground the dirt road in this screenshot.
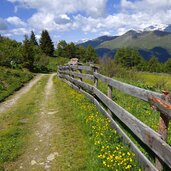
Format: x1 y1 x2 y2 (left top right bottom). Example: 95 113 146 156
0 73 88 171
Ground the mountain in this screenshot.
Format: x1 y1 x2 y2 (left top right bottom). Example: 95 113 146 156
78 35 118 48
75 38 90 44
143 24 171 33
97 30 171 51
164 25 171 32
78 29 171 62
143 24 167 32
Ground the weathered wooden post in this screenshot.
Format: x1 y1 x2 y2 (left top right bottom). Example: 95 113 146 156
58 65 63 78
91 65 98 88
69 65 74 78
107 85 113 115
78 64 83 82
57 65 60 77
155 91 171 170
71 67 74 78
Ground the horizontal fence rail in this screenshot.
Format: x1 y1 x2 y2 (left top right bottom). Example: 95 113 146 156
94 73 163 101
58 64 171 171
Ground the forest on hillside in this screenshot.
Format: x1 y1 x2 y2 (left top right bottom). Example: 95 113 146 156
0 30 171 74
0 30 97 73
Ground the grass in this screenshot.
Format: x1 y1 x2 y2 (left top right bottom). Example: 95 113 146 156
47 57 69 72
95 71 171 168
136 72 171 91
0 75 48 171
0 65 170 170
113 71 171 92
0 67 33 102
61 68 171 169
53 78 142 170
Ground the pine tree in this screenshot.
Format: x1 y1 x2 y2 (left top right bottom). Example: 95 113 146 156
30 31 38 46
40 30 54 56
114 48 142 68
77 46 86 61
164 58 171 73
56 40 68 57
65 42 77 59
22 35 34 70
147 56 160 72
85 45 98 63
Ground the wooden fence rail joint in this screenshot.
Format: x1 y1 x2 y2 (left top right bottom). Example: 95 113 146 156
148 96 171 120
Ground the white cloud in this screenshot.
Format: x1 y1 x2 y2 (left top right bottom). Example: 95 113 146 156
121 0 171 12
99 31 111 36
28 12 72 31
7 0 107 35
6 0 171 41
73 15 101 32
8 0 107 17
55 14 71 24
6 16 26 27
0 18 7 31
60 14 70 21
10 28 30 35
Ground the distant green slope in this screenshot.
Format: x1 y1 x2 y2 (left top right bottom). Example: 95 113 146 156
97 30 171 53
0 67 33 101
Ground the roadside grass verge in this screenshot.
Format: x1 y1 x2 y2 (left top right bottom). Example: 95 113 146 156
0 67 34 102
97 78 171 167
113 71 171 92
53 78 141 171
94 69 171 143
0 75 48 171
136 72 171 91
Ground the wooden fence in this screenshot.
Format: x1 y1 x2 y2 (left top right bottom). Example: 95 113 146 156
58 64 171 171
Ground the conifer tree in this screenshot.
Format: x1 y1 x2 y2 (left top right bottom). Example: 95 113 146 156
147 56 160 72
165 58 171 73
40 30 54 56
84 45 98 63
66 42 77 59
114 48 142 68
77 46 86 61
56 40 68 57
30 31 38 46
22 35 34 70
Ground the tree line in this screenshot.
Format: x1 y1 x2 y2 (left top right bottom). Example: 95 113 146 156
0 31 170 74
0 30 98 72
0 30 54 72
56 40 97 63
114 48 171 74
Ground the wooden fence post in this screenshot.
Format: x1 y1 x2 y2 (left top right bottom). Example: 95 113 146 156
155 91 171 170
107 85 112 115
58 65 62 78
57 66 60 77
69 65 74 78
78 64 83 82
91 65 98 88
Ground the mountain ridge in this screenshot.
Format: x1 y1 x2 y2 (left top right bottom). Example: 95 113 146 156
78 29 171 62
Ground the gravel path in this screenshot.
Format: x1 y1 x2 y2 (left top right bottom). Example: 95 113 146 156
0 74 43 113
9 73 60 171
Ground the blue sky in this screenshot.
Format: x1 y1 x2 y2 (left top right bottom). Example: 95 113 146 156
0 0 171 44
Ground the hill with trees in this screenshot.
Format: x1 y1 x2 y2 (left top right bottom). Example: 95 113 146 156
113 48 171 73
0 30 55 72
1 30 170 74
78 30 171 62
56 40 98 63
